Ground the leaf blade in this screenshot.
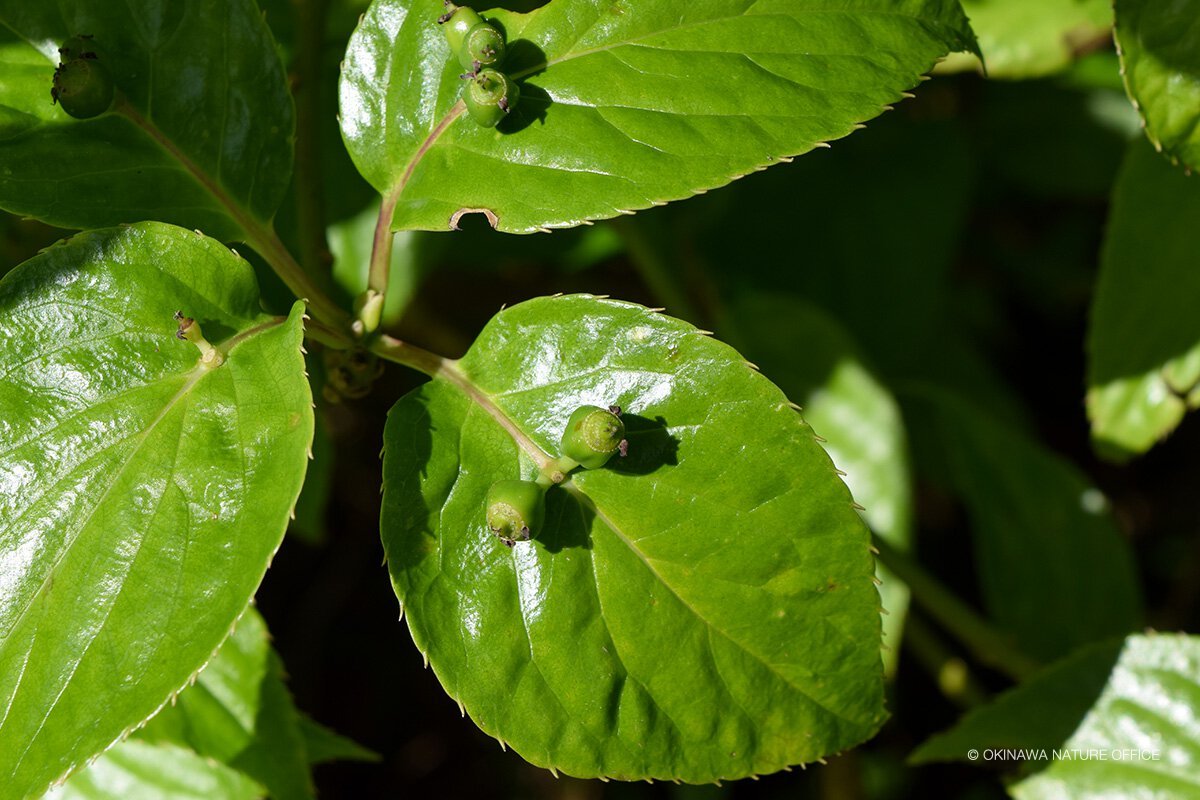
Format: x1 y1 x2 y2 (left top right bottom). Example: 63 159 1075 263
341 0 977 233
1115 0 1200 172
0 0 294 239
381 295 885 781
1087 141 1200 460
0 223 313 799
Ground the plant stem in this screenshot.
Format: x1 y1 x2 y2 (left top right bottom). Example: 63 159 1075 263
902 612 989 708
370 334 554 469
871 533 1041 682
368 192 400 300
369 333 447 378
242 223 352 334
113 95 352 334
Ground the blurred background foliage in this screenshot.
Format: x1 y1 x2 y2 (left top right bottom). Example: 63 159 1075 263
4 1 1197 797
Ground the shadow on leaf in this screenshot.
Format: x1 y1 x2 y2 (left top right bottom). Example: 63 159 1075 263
608 413 679 476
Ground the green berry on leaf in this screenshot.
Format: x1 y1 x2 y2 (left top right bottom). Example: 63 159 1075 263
461 22 505 71
486 479 546 546
51 39 114 119
58 34 99 62
561 405 628 470
438 2 484 60
463 68 519 128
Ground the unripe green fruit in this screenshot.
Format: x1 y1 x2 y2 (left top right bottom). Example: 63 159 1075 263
58 34 99 62
463 68 519 128
561 405 628 470
460 22 505 71
438 3 484 59
486 479 545 546
52 57 114 119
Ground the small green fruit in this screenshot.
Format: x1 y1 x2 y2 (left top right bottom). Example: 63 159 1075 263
52 57 114 119
438 2 484 59
463 68 519 128
58 34 99 62
486 479 545 546
460 22 505 71
561 405 628 470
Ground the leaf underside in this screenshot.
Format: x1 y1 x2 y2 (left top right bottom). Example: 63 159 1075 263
381 295 885 782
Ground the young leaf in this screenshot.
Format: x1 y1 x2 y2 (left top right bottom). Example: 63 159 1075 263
42 740 262 800
341 0 977 233
939 0 1111 79
1115 0 1200 172
0 1 294 240
727 294 913 677
904 390 1142 663
381 295 886 782
0 223 313 799
1011 634 1200 799
1087 141 1200 461
138 608 315 800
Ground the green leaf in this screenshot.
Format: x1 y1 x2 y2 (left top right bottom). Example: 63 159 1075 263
298 715 380 765
726 294 912 677
910 639 1123 764
939 0 1111 79
0 222 313 799
341 0 977 233
43 740 263 800
381 295 885 782
1087 141 1200 460
1115 0 1200 172
1011 634 1200 799
0 0 294 240
905 390 1141 663
138 609 314 800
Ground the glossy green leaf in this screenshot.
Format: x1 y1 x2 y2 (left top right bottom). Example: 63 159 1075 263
1012 634 1200 799
0 0 294 240
906 390 1141 663
727 294 912 677
43 740 262 800
910 639 1123 764
1115 0 1200 171
1087 141 1200 461
341 0 977 233
381 295 885 782
0 222 313 800
298 715 380 765
939 0 1111 78
138 609 314 800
